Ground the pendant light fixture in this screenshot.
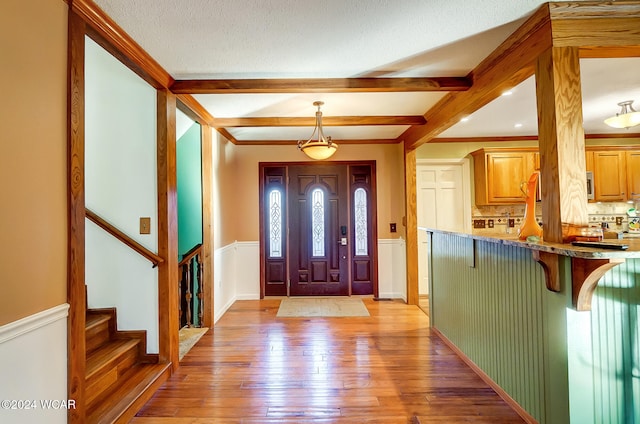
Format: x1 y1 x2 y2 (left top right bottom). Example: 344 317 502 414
604 100 640 129
297 101 338 160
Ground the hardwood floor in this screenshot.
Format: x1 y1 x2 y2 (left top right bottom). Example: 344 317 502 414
131 299 525 423
418 295 429 317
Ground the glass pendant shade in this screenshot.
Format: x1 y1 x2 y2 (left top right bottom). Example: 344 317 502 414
298 101 338 160
604 100 640 129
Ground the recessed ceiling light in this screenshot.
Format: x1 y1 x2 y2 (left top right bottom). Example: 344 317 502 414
502 91 513 96
460 117 469 123
514 123 523 128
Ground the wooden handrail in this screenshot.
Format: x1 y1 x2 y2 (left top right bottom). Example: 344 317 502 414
85 208 164 268
179 243 203 266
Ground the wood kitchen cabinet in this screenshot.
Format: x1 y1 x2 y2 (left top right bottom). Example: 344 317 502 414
591 150 627 202
626 150 640 200
472 146 640 205
471 148 536 205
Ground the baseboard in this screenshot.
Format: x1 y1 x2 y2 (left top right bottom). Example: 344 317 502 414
214 295 236 324
378 292 407 302
431 327 538 424
235 294 260 300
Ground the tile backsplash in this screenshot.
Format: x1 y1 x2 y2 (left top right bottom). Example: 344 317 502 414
472 202 637 234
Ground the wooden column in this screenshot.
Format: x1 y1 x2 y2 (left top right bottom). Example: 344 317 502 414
404 147 419 305
157 89 180 371
535 46 588 243
67 9 86 424
201 125 214 328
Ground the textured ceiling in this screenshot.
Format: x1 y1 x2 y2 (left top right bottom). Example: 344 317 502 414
92 0 640 142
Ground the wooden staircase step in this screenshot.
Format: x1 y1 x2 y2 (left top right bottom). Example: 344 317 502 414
85 313 112 353
86 338 141 405
86 312 110 330
87 362 170 424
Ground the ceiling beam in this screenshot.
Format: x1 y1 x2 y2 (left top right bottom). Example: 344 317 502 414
400 4 553 150
549 1 640 53
170 77 471 94
580 45 640 58
432 136 539 143
177 94 215 127
400 1 640 151
233 139 399 146
432 133 640 143
176 94 239 144
212 116 426 128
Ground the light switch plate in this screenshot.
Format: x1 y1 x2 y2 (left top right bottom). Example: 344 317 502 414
140 217 151 234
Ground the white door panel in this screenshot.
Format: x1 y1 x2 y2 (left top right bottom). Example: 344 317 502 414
416 160 471 295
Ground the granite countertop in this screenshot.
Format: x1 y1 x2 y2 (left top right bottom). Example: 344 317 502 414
421 228 640 259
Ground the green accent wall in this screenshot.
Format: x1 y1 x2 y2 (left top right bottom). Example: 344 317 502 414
429 231 640 423
177 123 203 327
177 122 203 258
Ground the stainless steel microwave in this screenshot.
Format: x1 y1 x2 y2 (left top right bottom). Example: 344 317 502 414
586 171 594 200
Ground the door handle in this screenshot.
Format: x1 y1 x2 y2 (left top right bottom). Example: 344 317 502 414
338 237 347 245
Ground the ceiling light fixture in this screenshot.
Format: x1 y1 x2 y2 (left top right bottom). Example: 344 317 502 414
604 100 640 129
297 101 338 160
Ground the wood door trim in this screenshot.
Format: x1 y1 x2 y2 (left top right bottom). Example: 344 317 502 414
259 161 378 298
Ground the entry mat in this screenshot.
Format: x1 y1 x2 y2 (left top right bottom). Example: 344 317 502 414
276 297 370 317
179 327 209 360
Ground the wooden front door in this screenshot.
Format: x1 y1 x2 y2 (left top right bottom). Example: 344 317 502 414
288 164 349 296
260 162 377 297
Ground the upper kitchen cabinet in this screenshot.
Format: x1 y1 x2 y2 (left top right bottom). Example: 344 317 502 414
585 147 640 202
592 150 627 202
626 150 640 200
471 148 537 205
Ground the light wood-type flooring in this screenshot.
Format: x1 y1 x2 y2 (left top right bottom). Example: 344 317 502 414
131 299 526 423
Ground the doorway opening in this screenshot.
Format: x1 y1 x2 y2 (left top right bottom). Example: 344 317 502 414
259 162 378 297
416 158 472 316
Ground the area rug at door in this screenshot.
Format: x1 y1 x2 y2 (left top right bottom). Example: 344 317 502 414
276 297 370 317
179 327 208 360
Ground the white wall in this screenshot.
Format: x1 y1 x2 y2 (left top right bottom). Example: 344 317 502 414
213 244 238 323
84 36 159 353
0 305 69 424
85 221 159 352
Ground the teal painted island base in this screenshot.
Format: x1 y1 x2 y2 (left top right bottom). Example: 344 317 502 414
427 230 639 424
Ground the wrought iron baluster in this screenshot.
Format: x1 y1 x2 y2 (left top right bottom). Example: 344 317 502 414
185 261 192 328
196 254 204 327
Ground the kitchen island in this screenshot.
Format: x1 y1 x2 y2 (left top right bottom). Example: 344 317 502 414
425 229 639 424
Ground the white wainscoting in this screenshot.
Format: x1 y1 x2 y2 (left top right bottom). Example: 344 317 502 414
0 304 69 424
213 239 407 323
234 241 260 300
377 238 407 301
213 243 237 324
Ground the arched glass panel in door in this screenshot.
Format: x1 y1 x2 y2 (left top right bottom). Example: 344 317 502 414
354 188 368 256
268 189 282 258
311 188 325 257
